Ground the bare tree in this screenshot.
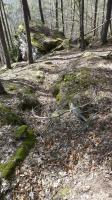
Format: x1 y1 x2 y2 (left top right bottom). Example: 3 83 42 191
0 16 11 69
38 0 45 24
79 0 85 50
26 0 31 20
0 2 11 50
61 0 65 36
55 0 59 29
101 0 112 44
71 0 76 39
93 0 98 36
1 0 13 48
21 0 33 64
0 40 5 65
102 0 106 24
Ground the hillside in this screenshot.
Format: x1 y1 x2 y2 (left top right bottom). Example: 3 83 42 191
0 46 112 200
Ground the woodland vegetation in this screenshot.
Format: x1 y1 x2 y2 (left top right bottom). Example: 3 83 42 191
0 0 112 199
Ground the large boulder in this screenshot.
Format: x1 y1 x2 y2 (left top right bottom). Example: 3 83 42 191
43 38 62 51
31 33 46 54
15 23 66 61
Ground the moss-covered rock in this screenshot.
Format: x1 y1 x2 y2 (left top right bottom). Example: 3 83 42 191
31 33 46 53
31 33 63 53
0 103 23 126
15 23 65 59
15 125 28 139
52 68 97 108
0 126 36 179
52 81 62 98
43 38 62 51
8 84 17 91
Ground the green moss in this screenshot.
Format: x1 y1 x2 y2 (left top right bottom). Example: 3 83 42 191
32 38 45 52
56 93 62 102
8 84 17 91
63 68 96 101
15 125 28 139
31 34 46 53
0 127 36 179
52 77 64 98
53 68 98 106
53 185 70 199
64 68 96 90
0 103 23 126
59 186 70 197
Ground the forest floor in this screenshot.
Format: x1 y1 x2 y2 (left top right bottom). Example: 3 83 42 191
0 46 112 200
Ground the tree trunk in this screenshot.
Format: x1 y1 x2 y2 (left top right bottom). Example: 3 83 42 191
55 0 59 30
0 16 11 69
93 0 98 36
0 40 5 65
71 0 76 39
26 0 31 20
61 0 65 36
38 0 45 24
21 0 33 64
79 0 85 50
101 0 112 44
1 0 13 48
102 0 106 24
0 81 7 95
0 2 11 50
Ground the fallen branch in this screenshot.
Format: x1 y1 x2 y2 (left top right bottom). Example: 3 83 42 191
32 108 70 120
32 102 97 122
84 17 112 37
74 17 112 41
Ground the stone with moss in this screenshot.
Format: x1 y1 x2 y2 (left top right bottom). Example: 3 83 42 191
31 33 46 53
52 68 98 108
8 84 17 91
52 76 65 98
0 126 36 179
15 125 28 139
43 38 62 51
22 24 63 54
